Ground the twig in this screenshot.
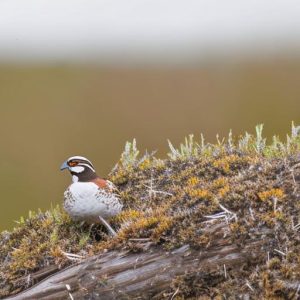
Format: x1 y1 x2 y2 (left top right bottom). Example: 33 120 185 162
245 280 254 292
293 220 300 231
62 251 85 261
273 197 278 212
143 171 173 199
129 238 151 242
66 284 74 300
143 184 173 197
204 212 227 220
26 275 31 288
274 249 286 256
219 204 238 222
99 216 117 236
223 264 227 279
61 252 85 258
204 205 237 225
170 287 179 300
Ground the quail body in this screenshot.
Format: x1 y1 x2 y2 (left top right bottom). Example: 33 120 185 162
60 156 122 235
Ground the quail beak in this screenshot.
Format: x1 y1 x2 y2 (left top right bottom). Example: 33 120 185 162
60 161 69 171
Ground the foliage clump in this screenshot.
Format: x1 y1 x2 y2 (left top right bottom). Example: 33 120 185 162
1 124 300 298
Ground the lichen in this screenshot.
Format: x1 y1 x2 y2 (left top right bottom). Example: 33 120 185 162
258 188 285 201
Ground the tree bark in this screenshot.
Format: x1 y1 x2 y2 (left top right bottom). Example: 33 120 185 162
5 222 268 300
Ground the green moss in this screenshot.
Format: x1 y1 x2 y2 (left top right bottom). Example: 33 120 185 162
2 124 300 298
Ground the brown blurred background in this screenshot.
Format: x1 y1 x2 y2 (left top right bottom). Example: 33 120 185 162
1 1 300 230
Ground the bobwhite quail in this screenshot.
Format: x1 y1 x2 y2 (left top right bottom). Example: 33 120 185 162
60 156 122 236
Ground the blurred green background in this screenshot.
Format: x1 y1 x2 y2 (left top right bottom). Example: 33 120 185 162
0 58 300 230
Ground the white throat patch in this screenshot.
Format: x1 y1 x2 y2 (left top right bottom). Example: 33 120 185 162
72 175 79 182
70 166 85 173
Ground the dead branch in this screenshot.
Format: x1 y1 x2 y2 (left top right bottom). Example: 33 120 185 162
5 221 268 300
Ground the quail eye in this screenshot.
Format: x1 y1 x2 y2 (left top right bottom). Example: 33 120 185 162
69 161 78 167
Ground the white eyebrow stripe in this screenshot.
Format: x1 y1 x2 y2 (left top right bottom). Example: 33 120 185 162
78 163 96 173
67 156 94 166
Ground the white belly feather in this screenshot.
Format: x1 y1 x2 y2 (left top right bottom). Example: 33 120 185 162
64 182 122 223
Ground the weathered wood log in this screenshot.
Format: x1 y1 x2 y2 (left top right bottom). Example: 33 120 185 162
5 222 268 300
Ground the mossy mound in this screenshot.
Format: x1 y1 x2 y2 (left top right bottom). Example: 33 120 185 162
1 125 300 299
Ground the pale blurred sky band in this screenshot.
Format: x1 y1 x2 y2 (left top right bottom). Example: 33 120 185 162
0 0 299 64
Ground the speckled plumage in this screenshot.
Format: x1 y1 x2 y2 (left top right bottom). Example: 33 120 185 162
60 156 123 232
63 180 122 223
